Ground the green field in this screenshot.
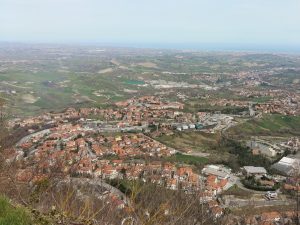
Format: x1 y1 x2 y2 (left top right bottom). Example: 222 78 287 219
166 152 208 165
156 131 220 153
228 114 300 137
1 45 300 117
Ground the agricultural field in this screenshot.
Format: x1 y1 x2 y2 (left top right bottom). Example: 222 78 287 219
1 44 300 117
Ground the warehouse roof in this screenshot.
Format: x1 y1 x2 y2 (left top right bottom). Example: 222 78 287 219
243 166 267 174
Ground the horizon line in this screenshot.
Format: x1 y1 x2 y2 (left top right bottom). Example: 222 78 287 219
1 40 300 54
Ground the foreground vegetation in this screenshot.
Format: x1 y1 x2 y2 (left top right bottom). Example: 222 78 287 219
0 196 32 225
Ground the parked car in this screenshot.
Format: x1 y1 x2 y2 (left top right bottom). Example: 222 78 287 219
265 191 278 200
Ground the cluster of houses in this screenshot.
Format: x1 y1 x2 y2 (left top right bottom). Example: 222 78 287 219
115 96 184 110
10 123 198 192
13 129 300 224
10 107 81 128
226 84 300 116
93 161 202 193
13 124 179 177
12 116 299 221
201 164 235 218
10 96 189 130
9 118 241 220
13 118 236 191
254 96 300 116
209 99 249 108
10 95 238 141
6 94 300 223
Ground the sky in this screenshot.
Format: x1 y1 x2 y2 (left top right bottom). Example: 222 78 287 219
1 0 300 50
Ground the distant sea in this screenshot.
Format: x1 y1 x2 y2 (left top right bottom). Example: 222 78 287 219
1 41 300 54
91 42 300 54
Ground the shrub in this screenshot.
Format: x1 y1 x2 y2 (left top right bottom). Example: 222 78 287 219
241 180 278 192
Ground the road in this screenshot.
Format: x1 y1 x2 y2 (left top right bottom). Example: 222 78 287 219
16 129 50 146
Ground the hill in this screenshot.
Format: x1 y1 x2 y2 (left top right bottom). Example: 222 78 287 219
227 114 300 137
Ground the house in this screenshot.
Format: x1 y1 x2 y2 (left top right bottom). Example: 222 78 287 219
202 165 231 179
206 175 229 195
242 166 267 177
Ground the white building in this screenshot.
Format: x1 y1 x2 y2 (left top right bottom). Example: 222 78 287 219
202 165 231 179
271 156 300 176
242 166 267 177
189 124 196 129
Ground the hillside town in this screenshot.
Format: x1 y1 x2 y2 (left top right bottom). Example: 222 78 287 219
2 93 299 224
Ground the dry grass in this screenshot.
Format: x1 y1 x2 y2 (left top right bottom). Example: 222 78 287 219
157 131 219 153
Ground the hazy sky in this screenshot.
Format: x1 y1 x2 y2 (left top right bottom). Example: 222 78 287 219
1 0 300 48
